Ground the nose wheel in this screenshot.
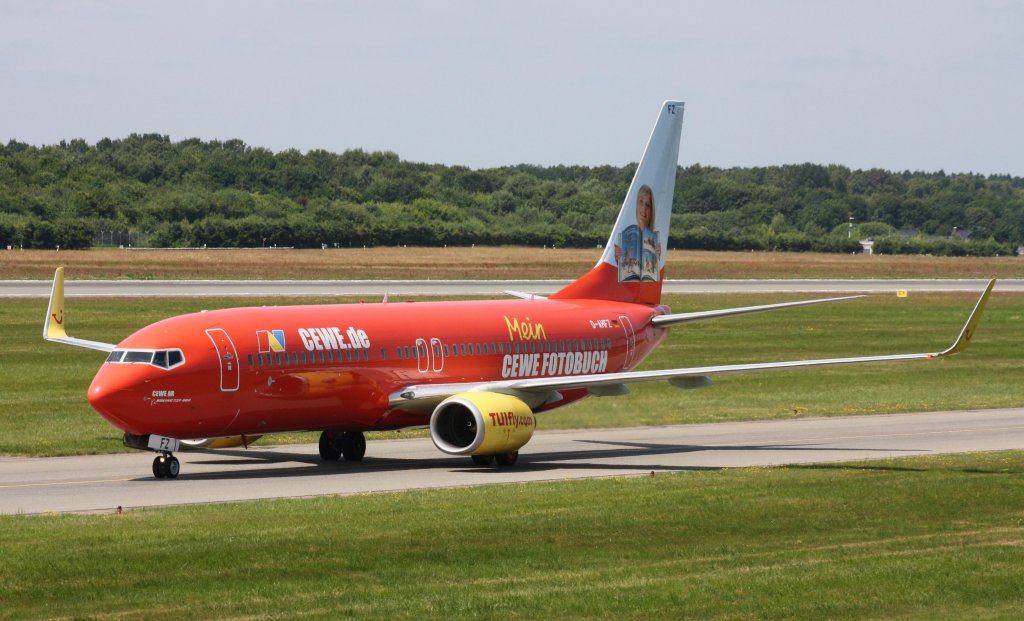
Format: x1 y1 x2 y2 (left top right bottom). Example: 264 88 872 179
152 453 180 479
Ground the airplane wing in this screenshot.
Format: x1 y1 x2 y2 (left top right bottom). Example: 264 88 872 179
389 279 995 412
43 267 116 352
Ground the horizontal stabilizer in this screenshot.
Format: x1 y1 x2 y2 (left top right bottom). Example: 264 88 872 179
651 295 863 328
503 290 547 300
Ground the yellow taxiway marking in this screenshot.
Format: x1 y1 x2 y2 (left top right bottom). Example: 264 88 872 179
0 478 132 489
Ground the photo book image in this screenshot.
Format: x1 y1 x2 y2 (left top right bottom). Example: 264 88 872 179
617 225 659 282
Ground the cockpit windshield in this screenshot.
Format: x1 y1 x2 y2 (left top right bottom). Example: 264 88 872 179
105 349 185 369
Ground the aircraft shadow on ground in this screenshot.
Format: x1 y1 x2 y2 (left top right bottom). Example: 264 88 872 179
148 439 925 482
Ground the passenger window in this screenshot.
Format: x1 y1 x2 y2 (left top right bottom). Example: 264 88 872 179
380 347 387 360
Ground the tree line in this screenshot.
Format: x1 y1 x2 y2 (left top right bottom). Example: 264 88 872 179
1 134 1021 256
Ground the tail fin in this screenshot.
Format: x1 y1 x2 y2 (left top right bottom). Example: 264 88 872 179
551 101 684 304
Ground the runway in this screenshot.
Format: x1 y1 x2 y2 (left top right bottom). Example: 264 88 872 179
1 278 1021 297
2 408 1021 515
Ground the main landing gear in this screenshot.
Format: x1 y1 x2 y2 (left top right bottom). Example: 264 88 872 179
152 453 180 479
470 451 519 467
318 431 367 462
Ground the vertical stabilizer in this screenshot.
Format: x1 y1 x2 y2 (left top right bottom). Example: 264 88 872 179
551 101 684 304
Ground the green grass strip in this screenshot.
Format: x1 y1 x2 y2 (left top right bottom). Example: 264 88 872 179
1 451 1023 619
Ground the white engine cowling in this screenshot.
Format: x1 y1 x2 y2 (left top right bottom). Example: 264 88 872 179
429 392 535 456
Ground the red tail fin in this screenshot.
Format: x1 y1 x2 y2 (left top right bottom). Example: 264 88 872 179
551 101 684 304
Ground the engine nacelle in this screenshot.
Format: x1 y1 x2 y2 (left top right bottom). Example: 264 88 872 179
180 435 263 449
429 392 535 456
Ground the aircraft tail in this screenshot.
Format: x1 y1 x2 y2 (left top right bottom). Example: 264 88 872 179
550 101 684 305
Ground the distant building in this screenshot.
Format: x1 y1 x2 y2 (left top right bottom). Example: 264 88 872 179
951 227 973 240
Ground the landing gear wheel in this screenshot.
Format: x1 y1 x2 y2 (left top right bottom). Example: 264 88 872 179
471 454 495 466
495 451 519 467
152 456 167 478
340 432 366 462
152 454 179 479
319 431 342 461
166 456 180 479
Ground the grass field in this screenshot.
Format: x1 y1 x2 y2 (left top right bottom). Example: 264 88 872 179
1 291 1020 456
2 246 1023 280
1 451 1023 619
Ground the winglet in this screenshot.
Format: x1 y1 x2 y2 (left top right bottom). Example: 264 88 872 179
44 267 69 341
43 267 116 352
938 278 995 356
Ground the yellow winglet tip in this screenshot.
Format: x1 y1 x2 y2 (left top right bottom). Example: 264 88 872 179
941 278 995 356
44 266 69 341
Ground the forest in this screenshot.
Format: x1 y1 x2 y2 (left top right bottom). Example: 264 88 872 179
1 134 1022 256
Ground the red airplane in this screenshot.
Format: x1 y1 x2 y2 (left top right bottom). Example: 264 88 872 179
44 101 994 479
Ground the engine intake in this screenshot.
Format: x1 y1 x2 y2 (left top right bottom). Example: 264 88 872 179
430 392 535 456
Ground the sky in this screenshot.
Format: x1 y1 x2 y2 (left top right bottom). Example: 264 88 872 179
2 1 1023 175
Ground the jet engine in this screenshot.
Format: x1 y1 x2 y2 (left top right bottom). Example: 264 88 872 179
180 435 263 449
429 392 535 456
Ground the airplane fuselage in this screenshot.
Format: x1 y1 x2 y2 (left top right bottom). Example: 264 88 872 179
88 298 671 439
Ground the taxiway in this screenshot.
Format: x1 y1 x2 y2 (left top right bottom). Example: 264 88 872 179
2 408 1021 515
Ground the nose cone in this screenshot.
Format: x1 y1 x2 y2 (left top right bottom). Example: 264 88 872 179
88 366 147 434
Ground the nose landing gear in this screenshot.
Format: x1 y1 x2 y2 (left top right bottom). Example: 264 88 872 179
152 453 180 479
123 433 183 479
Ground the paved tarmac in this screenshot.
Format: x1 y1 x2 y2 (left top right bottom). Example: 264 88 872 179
2 408 1021 515
2 278 1021 297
